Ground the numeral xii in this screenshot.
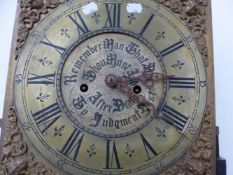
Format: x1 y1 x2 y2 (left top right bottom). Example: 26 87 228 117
104 3 121 28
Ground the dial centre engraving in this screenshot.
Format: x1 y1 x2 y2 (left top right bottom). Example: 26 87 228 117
57 33 166 138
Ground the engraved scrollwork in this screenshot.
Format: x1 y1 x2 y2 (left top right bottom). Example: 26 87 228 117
1 106 59 175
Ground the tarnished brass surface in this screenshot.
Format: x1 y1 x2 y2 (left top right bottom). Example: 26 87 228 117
1 0 215 174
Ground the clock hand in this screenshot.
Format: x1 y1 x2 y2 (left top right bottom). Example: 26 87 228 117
105 74 157 113
117 71 174 88
140 71 175 88
105 74 186 137
118 72 187 138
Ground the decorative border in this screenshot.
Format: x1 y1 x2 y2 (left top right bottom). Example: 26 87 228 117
2 0 68 174
1 106 58 174
2 0 214 174
156 0 209 67
161 105 213 174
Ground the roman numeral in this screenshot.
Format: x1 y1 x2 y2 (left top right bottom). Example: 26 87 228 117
68 10 89 36
32 102 62 134
162 105 188 132
140 133 158 161
60 128 84 161
27 73 55 85
160 40 185 57
104 3 121 28
169 77 196 89
139 14 154 36
105 140 122 169
40 36 66 55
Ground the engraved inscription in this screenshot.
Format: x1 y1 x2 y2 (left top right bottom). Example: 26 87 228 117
57 33 165 138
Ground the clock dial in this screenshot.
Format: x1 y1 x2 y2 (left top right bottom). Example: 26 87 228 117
14 0 207 174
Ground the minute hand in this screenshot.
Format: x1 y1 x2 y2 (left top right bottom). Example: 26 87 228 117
119 72 174 88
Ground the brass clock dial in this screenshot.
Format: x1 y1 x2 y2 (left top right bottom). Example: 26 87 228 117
14 0 207 174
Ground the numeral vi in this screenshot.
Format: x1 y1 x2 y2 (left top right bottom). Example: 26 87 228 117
104 140 122 169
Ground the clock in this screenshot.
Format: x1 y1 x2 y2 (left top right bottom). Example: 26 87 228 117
1 0 216 175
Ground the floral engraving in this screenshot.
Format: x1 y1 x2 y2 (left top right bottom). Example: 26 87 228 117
155 31 165 40
155 127 166 138
125 143 134 158
91 12 101 24
38 57 53 66
172 95 186 105
128 13 136 24
61 28 70 38
171 60 185 70
36 92 50 102
53 125 65 137
87 144 97 158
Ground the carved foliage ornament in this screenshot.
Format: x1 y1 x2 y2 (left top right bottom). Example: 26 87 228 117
161 105 213 175
1 106 58 175
157 0 209 66
16 0 67 59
